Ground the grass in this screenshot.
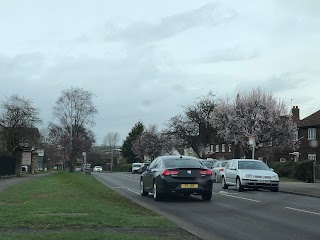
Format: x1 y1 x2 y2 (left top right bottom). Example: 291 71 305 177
0 232 166 240
280 177 304 182
0 172 177 239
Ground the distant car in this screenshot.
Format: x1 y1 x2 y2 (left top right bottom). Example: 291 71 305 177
221 159 279 192
132 163 143 174
212 160 229 183
75 167 82 172
137 163 150 174
200 159 217 169
140 155 213 201
93 166 103 172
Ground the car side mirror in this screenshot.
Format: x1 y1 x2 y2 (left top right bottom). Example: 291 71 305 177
270 168 274 172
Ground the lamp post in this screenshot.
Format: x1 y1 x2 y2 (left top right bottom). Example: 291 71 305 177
249 137 255 159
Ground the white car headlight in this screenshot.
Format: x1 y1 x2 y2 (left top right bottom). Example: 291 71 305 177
272 175 279 180
245 174 254 178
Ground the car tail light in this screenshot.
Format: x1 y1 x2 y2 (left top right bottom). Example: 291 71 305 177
199 170 212 175
163 170 179 176
219 168 224 172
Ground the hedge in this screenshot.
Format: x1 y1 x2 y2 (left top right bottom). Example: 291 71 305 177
113 163 132 172
268 162 294 178
269 160 314 182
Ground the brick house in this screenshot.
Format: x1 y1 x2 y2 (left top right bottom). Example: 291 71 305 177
293 106 320 162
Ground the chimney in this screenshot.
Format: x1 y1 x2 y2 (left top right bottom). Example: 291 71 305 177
292 106 300 123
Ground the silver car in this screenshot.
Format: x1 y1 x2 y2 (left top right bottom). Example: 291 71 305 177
211 160 229 183
221 159 279 192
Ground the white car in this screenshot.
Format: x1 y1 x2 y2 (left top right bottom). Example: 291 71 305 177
221 159 279 192
212 160 229 183
132 163 143 174
93 166 103 172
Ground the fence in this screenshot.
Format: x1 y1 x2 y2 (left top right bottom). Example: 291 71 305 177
0 156 15 177
314 162 320 183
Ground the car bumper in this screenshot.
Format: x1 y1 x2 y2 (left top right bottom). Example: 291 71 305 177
241 179 279 188
156 176 213 195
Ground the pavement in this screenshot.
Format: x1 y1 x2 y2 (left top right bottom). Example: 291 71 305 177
1 173 320 198
279 181 320 198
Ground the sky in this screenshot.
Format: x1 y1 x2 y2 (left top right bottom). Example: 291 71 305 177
0 0 320 145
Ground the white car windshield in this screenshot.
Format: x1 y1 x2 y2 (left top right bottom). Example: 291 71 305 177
238 161 270 171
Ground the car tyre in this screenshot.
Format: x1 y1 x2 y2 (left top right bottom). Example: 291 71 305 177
236 177 244 192
140 179 148 196
202 192 212 201
221 177 228 189
270 187 279 192
153 181 162 201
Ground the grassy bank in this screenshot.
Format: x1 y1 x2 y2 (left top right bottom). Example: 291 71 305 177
0 172 179 239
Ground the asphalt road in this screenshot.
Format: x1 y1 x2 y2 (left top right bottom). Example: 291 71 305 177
94 172 320 240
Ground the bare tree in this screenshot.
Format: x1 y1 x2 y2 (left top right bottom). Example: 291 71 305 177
103 132 120 171
133 125 173 161
0 95 41 153
49 87 97 171
211 88 299 158
167 92 218 158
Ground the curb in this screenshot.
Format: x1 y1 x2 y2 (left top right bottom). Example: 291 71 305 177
279 190 320 199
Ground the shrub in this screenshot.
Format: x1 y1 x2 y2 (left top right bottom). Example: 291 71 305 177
113 163 132 172
292 160 314 183
268 162 294 178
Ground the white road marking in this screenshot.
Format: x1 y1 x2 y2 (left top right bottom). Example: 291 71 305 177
220 193 261 203
219 191 239 195
285 207 320 216
127 189 140 195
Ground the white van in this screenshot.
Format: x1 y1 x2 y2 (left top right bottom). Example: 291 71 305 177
132 163 143 174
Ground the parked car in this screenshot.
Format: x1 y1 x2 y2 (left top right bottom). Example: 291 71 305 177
200 159 218 169
212 160 229 183
140 155 213 201
221 159 279 192
93 166 103 172
132 163 143 174
137 163 150 174
75 167 82 172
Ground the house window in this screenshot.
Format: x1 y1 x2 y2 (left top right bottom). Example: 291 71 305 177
308 154 316 161
293 131 299 141
210 145 213 152
280 158 286 162
189 147 193 154
222 144 225 152
228 144 232 152
215 145 219 152
308 128 316 140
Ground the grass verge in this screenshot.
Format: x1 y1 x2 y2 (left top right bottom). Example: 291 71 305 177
0 172 179 239
280 177 304 182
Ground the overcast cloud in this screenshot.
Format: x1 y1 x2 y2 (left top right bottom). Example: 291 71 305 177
0 0 319 144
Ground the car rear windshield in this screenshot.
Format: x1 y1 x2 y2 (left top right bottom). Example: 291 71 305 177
202 161 214 168
221 162 228 167
238 161 269 170
133 164 142 167
163 159 204 168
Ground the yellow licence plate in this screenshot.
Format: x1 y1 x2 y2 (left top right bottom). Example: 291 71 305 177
181 184 198 189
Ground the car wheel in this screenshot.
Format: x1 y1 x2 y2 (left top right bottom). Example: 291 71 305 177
202 192 212 201
140 179 148 196
153 181 162 201
236 177 244 192
221 177 228 189
270 187 279 192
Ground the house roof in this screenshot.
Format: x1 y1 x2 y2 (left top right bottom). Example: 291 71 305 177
298 110 320 127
